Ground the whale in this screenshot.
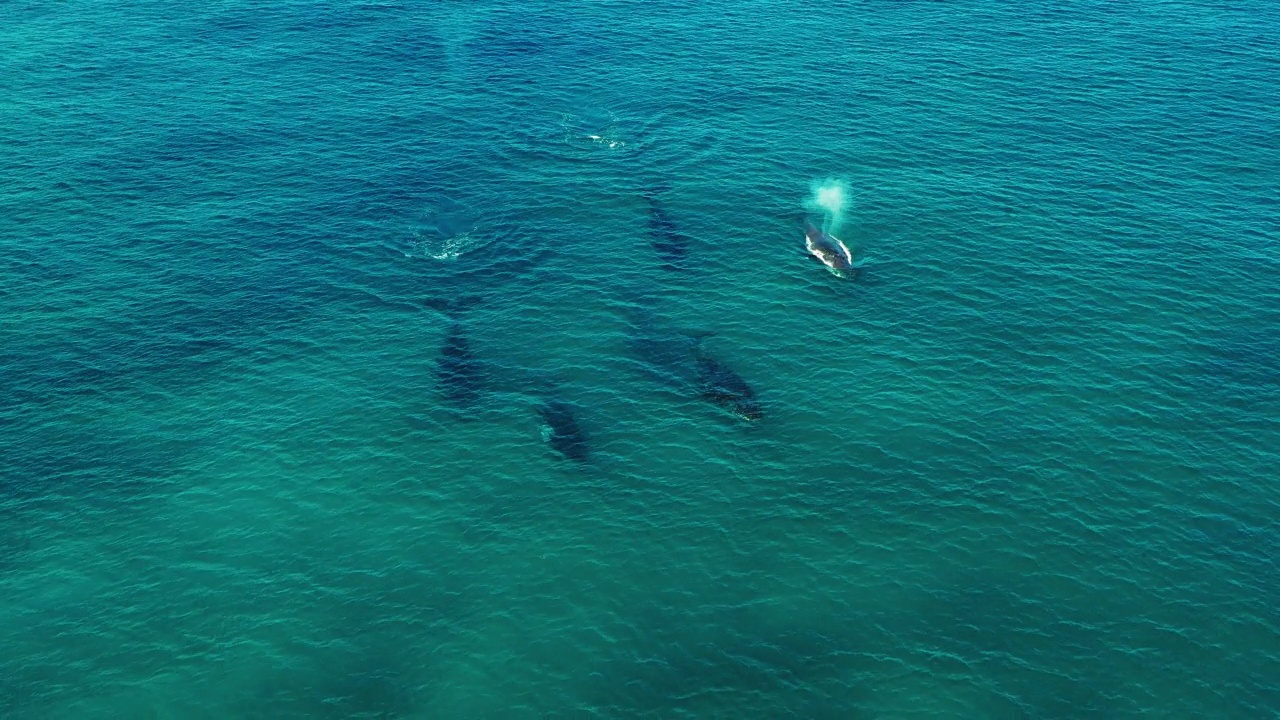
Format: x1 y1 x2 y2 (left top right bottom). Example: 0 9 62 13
436 321 483 410
622 302 709 389
620 299 761 421
804 222 854 273
536 397 590 463
429 296 487 411
695 353 763 421
645 191 691 271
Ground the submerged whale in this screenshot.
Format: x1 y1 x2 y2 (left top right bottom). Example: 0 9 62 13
804 222 854 273
623 303 707 389
622 300 762 421
695 353 763 421
536 397 590 463
645 191 691 271
436 321 483 410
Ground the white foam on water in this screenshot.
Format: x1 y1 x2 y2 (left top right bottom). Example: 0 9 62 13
406 230 491 261
562 112 626 150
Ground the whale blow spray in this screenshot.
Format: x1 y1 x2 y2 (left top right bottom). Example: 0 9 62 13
801 178 858 275
804 178 851 236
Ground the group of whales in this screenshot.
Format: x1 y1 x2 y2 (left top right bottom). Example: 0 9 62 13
426 187 852 464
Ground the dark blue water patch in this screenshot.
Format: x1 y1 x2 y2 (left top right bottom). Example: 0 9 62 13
4 297 296 408
333 161 496 226
196 2 398 43
905 576 1133 719
0 275 293 399
1180 511 1280 594
2 237 316 474
454 5 623 88
360 26 448 71
152 120 271 165
199 6 263 37
0 0 60 25
240 667 415 720
0 246 80 302
1199 337 1280 394
284 2 403 34
2 338 228 411
0 412 201 507
300 10 452 84
463 6 573 61
585 602 874 718
1181 321 1280 417
468 30 547 61
229 637 421 719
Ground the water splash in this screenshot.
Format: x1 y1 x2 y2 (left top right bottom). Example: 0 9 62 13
561 111 626 150
407 230 481 261
406 198 491 261
804 178 851 235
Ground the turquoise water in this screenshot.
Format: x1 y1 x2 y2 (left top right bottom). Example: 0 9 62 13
2 0 1277 716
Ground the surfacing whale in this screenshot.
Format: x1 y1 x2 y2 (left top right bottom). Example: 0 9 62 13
804 222 854 274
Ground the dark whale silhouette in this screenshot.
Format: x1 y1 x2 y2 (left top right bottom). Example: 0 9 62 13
429 296 487 411
644 191 692 271
436 322 483 410
536 397 590 463
623 302 708 389
695 353 763 421
621 299 762 421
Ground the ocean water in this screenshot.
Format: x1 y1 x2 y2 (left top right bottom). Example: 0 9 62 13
2 0 1277 717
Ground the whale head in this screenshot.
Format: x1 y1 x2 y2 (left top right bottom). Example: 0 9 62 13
804 223 854 272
